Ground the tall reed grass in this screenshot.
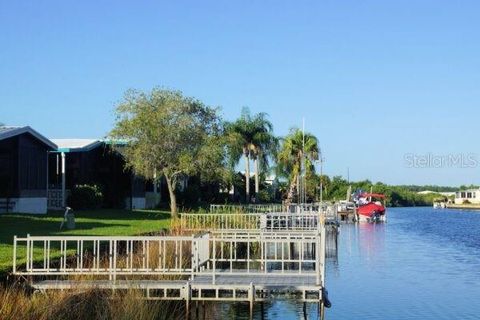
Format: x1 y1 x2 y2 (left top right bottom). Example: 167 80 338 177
0 283 187 320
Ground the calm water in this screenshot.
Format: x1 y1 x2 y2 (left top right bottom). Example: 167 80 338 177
216 207 480 319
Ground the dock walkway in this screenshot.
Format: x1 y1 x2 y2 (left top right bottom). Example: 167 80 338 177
12 210 330 317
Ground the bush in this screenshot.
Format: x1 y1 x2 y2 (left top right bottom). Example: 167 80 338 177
257 189 274 203
68 184 103 210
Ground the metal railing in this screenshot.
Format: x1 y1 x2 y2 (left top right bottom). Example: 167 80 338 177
209 204 286 214
180 212 324 232
286 203 322 213
322 204 339 223
13 234 203 278
13 228 326 286
207 230 325 286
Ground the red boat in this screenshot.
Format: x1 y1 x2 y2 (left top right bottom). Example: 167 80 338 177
356 193 387 222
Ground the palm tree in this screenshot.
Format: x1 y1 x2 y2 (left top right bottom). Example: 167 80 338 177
250 114 278 197
226 108 277 202
277 128 319 203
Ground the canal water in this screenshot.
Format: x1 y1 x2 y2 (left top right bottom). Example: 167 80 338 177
216 207 480 319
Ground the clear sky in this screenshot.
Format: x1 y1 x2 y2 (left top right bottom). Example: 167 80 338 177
1 1 479 186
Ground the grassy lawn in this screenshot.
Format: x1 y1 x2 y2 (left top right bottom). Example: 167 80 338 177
0 209 172 274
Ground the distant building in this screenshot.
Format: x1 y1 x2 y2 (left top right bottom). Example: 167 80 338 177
0 126 57 214
454 189 480 205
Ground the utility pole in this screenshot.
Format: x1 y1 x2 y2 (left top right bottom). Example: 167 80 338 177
302 118 306 204
319 150 324 203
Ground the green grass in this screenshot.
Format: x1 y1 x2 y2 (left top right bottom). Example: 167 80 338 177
0 209 172 274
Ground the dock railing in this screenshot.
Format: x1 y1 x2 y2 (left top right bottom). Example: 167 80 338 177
322 204 339 224
13 227 325 286
209 204 286 213
13 234 200 278
180 212 324 232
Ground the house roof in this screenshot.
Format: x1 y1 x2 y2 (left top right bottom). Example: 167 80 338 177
50 139 103 152
0 126 57 149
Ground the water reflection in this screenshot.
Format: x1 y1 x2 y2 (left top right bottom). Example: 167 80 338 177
326 208 480 320
357 222 385 263
215 208 480 319
325 225 339 267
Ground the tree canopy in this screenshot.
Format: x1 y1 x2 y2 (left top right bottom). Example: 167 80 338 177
110 88 226 216
277 128 319 203
225 107 277 202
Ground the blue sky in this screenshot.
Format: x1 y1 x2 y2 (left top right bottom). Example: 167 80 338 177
1 1 479 186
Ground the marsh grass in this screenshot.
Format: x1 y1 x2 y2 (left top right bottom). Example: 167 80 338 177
0 283 188 320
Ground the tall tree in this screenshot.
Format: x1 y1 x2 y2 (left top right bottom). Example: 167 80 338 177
277 128 319 203
249 113 277 197
110 88 225 217
225 108 277 202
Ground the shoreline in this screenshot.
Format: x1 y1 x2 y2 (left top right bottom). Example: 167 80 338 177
446 204 480 210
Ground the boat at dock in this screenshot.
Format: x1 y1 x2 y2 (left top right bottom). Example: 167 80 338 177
433 201 447 209
354 192 387 222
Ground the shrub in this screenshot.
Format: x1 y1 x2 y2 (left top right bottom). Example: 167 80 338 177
68 184 103 210
257 189 274 203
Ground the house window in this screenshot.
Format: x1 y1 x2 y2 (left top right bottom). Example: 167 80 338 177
467 192 472 198
461 192 466 198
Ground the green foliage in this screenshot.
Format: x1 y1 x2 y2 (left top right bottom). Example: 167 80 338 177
68 184 103 210
225 107 278 167
396 185 460 192
110 88 227 216
277 128 319 202
257 189 273 203
225 107 278 202
320 177 453 207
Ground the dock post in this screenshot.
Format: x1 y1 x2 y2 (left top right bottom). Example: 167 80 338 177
212 238 216 284
195 301 199 320
249 282 255 319
185 281 191 319
12 235 17 274
320 301 325 320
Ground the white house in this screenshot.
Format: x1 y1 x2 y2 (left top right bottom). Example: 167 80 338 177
454 189 480 205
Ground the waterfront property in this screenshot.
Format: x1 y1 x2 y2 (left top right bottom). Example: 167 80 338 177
454 188 480 205
0 126 145 213
0 124 163 213
0 126 57 214
11 208 330 318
